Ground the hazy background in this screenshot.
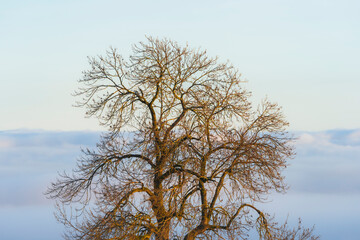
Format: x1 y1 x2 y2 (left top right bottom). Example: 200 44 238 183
1 0 359 239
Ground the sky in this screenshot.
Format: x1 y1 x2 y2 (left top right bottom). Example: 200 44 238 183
1 0 360 131
1 0 360 239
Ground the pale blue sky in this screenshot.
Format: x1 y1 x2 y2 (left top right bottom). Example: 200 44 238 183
1 0 359 131
1 2 360 239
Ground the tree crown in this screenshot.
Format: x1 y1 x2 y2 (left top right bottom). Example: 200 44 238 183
47 37 306 240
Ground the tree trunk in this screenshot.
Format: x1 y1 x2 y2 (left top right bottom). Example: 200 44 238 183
155 220 170 240
183 225 206 240
153 169 170 240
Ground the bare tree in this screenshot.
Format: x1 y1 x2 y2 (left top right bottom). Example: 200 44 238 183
47 37 318 240
272 219 319 240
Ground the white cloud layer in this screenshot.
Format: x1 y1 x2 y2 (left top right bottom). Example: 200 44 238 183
287 130 360 194
1 129 359 205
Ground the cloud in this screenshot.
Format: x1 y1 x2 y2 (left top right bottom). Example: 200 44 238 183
348 129 360 143
296 130 360 148
286 129 360 194
0 130 101 148
0 139 14 148
296 133 316 145
0 130 101 206
0 174 51 206
1 129 359 206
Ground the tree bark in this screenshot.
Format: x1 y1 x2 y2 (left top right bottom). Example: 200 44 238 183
155 221 170 240
183 225 206 240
